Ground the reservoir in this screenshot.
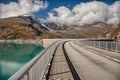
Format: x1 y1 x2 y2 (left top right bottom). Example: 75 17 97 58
0 42 44 80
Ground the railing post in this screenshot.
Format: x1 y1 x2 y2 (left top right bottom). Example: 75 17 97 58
98 41 100 48
94 41 96 47
116 42 118 53
93 41 95 47
106 42 108 50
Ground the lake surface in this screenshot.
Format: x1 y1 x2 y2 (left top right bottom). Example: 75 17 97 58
0 42 44 80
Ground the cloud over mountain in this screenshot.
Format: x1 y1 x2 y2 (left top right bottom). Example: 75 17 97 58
47 1 120 25
0 0 48 19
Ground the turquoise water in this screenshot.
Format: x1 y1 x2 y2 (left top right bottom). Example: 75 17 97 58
0 42 44 80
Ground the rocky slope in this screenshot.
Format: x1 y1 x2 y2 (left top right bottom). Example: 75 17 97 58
101 23 120 39
44 22 112 38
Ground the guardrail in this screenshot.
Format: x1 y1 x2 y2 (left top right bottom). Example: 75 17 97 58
8 40 62 80
80 40 120 53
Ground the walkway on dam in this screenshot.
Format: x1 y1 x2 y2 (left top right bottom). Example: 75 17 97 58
48 43 73 79
48 41 120 80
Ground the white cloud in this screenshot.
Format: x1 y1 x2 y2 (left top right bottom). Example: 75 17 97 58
47 6 73 25
47 1 120 25
107 1 120 24
0 0 48 19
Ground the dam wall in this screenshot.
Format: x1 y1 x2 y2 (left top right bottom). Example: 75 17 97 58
0 39 42 45
42 39 62 47
0 39 62 47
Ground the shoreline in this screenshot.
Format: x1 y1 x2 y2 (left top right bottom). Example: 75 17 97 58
0 39 62 47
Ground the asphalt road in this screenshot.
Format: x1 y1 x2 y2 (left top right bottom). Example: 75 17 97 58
65 41 120 80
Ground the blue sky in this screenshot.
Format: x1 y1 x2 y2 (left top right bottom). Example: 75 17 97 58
0 0 116 19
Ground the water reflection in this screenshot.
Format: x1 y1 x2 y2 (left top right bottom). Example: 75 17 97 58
0 42 44 80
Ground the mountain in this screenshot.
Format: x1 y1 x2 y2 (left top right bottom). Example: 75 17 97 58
0 16 59 40
43 22 67 30
44 22 112 38
0 15 114 39
18 15 50 31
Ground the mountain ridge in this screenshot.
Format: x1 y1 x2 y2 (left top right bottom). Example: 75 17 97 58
0 16 59 39
0 15 119 39
43 21 113 38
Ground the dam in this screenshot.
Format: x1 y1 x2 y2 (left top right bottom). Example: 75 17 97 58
0 39 120 80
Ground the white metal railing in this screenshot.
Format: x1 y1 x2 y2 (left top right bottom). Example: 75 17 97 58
8 40 62 80
80 40 120 53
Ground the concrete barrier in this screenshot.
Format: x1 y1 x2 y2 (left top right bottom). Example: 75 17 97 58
42 39 62 47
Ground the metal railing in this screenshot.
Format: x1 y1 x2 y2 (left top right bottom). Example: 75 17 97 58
80 40 120 53
8 40 62 80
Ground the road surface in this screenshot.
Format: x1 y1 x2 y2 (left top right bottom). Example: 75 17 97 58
65 41 120 80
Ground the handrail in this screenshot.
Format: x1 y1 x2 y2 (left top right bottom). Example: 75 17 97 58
80 40 120 53
8 40 62 80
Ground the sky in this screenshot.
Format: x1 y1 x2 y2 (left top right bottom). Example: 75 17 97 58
0 0 120 25
0 0 116 18
36 0 117 19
